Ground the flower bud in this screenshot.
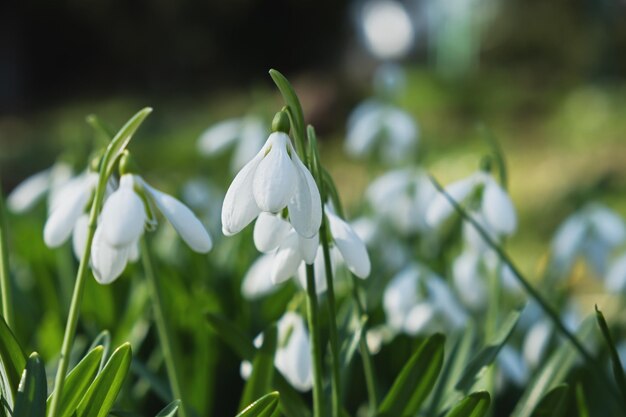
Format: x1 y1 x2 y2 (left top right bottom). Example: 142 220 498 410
272 109 291 134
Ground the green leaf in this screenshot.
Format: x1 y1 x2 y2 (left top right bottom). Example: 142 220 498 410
511 317 594 417
456 310 520 393
575 381 589 417
88 330 111 374
444 391 491 417
236 392 280 417
46 346 104 417
206 313 255 360
530 384 569 417
13 352 47 417
76 343 132 417
239 324 277 411
102 107 152 179
269 69 306 157
595 305 626 407
155 399 181 417
378 333 445 417
0 314 27 411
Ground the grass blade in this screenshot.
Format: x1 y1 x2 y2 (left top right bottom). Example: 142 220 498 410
236 392 280 417
594 305 626 407
13 352 47 417
530 384 570 417
444 391 491 417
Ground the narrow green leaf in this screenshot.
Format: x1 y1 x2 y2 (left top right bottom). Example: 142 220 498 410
239 325 277 411
155 399 181 417
76 343 132 417
444 391 491 417
88 330 111 374
530 384 569 417
378 333 445 417
13 352 47 417
46 346 104 417
0 314 27 411
456 310 520 393
102 107 152 179
595 306 626 407
269 69 306 156
206 313 255 359
575 381 589 417
236 392 280 417
511 317 594 417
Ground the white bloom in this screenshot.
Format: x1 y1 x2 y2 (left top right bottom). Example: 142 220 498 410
222 132 321 239
346 100 418 164
551 203 625 277
91 174 212 284
241 312 312 392
522 320 551 368
497 346 529 387
197 116 266 173
7 162 73 213
43 171 99 249
359 0 415 60
426 172 517 238
326 209 371 279
606 252 626 292
366 168 436 234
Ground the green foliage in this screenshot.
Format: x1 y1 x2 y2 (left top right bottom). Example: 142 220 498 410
444 391 491 417
530 384 570 417
595 306 626 408
239 324 277 411
236 392 281 417
0 314 26 413
13 353 47 417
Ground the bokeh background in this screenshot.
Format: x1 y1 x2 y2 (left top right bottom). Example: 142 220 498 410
2 1 626 415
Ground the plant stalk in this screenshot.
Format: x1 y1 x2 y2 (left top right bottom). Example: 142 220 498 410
305 264 325 417
0 183 13 328
140 237 188 417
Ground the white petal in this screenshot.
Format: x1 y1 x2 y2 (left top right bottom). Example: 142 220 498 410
381 107 418 164
462 211 499 253
7 169 51 213
72 214 90 260
275 312 312 391
44 174 95 247
551 214 586 269
425 175 478 229
383 265 420 329
498 346 529 386
221 152 263 236
345 106 381 158
241 254 277 299
589 205 626 246
100 175 146 248
452 251 487 310
298 233 319 265
91 227 130 284
271 232 303 284
253 132 297 213
481 177 517 236
197 118 241 155
253 212 291 253
128 241 140 262
142 180 212 253
240 360 253 380
427 275 468 327
404 303 436 335
327 210 370 278
366 169 412 215
287 152 322 238
605 253 626 292
522 320 551 368
296 246 328 294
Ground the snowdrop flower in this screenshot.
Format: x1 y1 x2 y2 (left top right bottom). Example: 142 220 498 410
383 263 466 336
91 170 212 284
496 346 529 388
7 161 73 213
366 168 436 234
345 100 418 164
197 116 266 173
242 208 370 298
605 252 626 292
43 170 99 251
221 122 322 239
426 171 516 238
240 312 312 392
550 203 625 277
358 0 415 60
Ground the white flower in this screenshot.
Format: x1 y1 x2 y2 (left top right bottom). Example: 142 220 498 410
359 0 415 60
345 100 418 164
366 168 436 234
7 161 73 213
43 171 99 249
222 132 322 239
241 209 370 299
497 346 529 387
550 203 625 277
240 312 312 392
197 116 267 173
383 263 466 336
606 252 626 292
426 171 517 238
91 174 212 284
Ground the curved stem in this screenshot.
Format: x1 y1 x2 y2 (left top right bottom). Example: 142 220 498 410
0 184 13 328
140 237 188 417
319 222 341 417
305 264 324 417
350 277 378 414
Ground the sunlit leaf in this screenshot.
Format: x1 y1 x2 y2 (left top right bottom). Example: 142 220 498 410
0 314 27 412
530 384 569 417
444 391 491 417
236 392 280 417
13 353 46 417
155 399 181 417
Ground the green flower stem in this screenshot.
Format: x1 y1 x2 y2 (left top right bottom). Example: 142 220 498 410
319 220 342 417
429 174 622 402
483 261 501 416
305 264 325 417
140 237 188 417
0 183 13 328
350 277 378 414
